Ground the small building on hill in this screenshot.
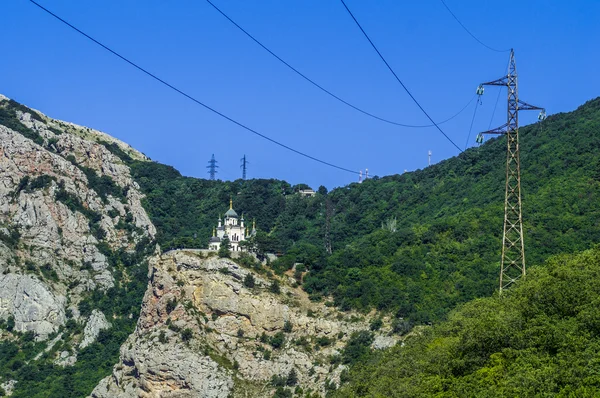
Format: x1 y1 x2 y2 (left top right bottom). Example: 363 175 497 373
298 188 316 198
208 199 256 251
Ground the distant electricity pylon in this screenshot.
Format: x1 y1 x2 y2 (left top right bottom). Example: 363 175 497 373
479 49 544 293
207 154 219 180
428 150 432 166
240 155 249 180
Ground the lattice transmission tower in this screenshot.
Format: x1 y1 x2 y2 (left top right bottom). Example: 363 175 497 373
207 154 219 180
479 49 544 293
240 155 249 180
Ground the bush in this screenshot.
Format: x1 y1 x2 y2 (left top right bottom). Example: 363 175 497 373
315 336 333 347
369 318 383 331
158 331 168 343
391 318 412 335
166 298 177 314
243 273 255 288
269 280 281 294
218 237 231 258
273 387 292 398
270 331 285 349
286 369 298 386
5 316 15 332
260 332 269 343
342 331 374 365
180 328 193 342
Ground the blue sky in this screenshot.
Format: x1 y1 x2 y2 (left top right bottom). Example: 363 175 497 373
1 1 598 189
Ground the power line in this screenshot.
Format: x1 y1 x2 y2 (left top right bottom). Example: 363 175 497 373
439 0 509 53
488 87 502 129
339 0 463 153
28 0 358 175
464 99 480 150
205 0 474 129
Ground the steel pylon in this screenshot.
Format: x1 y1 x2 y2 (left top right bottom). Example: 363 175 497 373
207 154 219 180
480 49 543 293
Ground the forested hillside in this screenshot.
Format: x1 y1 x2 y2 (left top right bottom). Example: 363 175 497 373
334 246 600 397
127 97 600 323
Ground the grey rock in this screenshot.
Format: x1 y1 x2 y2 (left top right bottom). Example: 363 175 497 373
93 252 398 396
91 334 233 398
0 274 65 339
80 310 111 349
372 335 397 350
1 379 17 396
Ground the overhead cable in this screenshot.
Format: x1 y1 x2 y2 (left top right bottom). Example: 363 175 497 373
28 0 358 175
339 0 463 153
439 0 510 53
464 99 480 150
206 0 474 128
488 87 503 129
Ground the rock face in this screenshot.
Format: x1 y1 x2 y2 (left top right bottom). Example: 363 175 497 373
0 95 398 397
92 251 399 397
0 273 66 338
80 309 111 349
0 95 155 344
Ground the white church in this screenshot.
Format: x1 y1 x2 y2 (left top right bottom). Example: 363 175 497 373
208 199 256 251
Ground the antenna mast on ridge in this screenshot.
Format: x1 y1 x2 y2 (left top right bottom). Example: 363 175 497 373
479 49 544 293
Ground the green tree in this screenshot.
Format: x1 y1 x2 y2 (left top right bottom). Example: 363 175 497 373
218 237 231 258
286 369 298 386
243 273 255 288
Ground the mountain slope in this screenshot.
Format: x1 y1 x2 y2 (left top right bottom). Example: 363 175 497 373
0 95 156 397
334 245 600 397
129 97 600 323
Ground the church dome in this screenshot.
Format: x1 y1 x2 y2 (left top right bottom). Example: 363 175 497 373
209 236 221 243
224 208 238 218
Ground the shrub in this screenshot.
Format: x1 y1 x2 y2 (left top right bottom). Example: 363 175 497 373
6 316 15 332
370 318 383 331
166 298 177 313
286 369 298 386
269 280 281 294
273 387 292 398
260 332 269 343
342 331 374 365
180 328 193 342
283 320 292 333
315 336 333 347
391 318 412 335
158 331 168 343
270 331 285 349
243 273 255 288
270 374 286 387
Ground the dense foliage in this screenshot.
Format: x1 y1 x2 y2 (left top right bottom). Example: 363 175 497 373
335 246 600 397
128 97 600 323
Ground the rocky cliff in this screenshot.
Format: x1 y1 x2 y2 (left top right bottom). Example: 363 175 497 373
0 94 157 394
92 251 398 397
0 95 398 397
